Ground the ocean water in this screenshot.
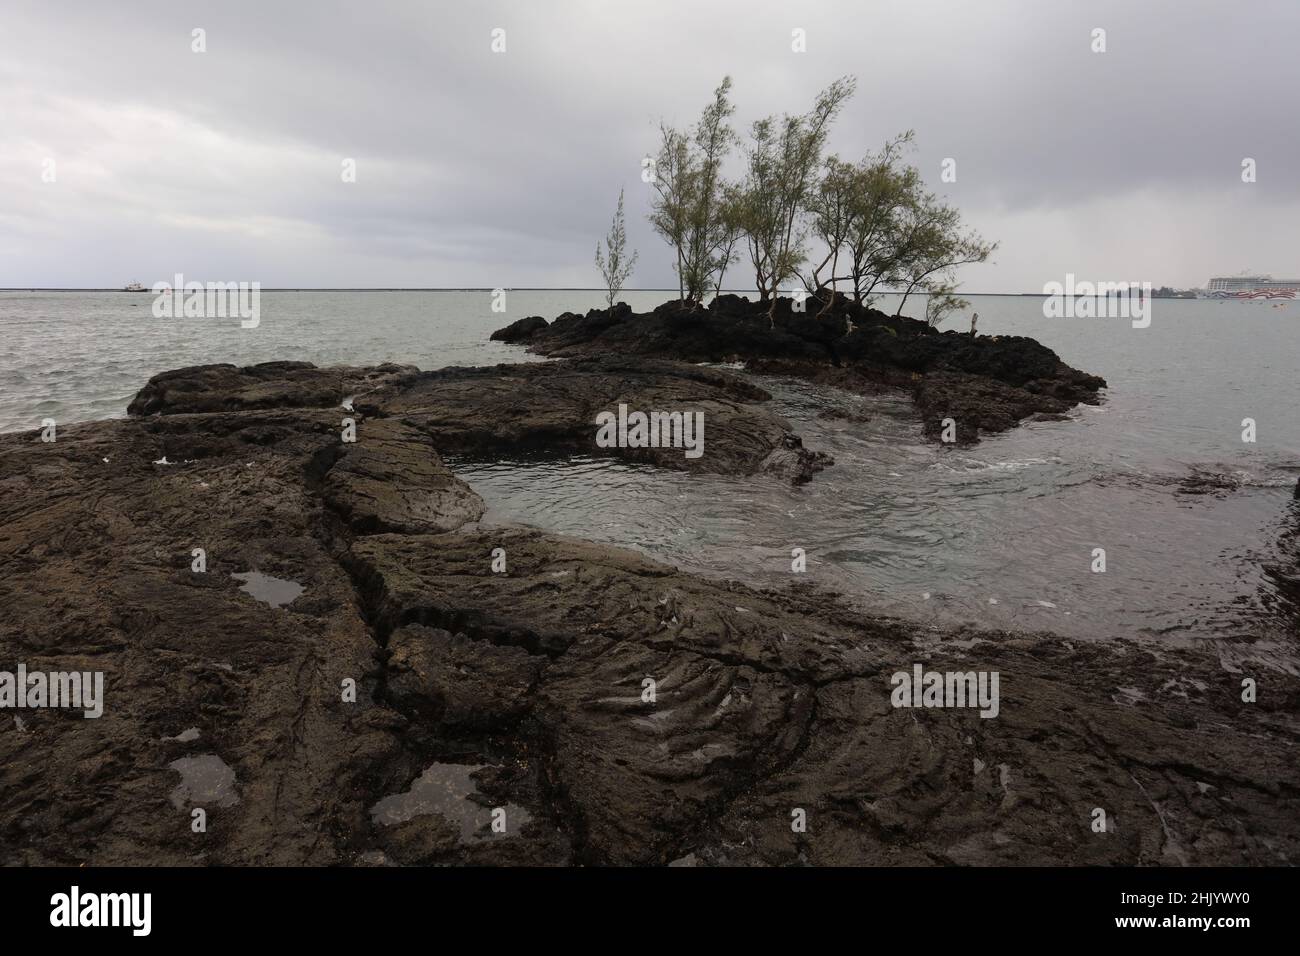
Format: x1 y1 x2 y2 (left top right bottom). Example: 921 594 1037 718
3 290 1298 658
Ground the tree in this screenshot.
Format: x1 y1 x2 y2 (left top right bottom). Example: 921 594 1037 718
682 77 735 304
646 125 693 305
804 155 855 301
711 183 746 300
835 132 918 308
594 189 638 311
642 78 998 322
923 280 969 328
736 76 856 318
735 117 784 303
800 131 994 318
888 191 996 318
647 77 736 307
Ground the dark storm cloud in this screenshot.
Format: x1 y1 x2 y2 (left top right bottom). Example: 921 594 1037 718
2 0 1297 290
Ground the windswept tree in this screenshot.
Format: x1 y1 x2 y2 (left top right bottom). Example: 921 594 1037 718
735 117 784 302
642 77 996 322
594 189 638 310
647 77 736 307
646 125 693 304
803 131 991 317
682 77 735 303
836 132 919 308
711 182 746 300
888 192 996 318
805 155 856 300
923 280 970 328
736 76 856 317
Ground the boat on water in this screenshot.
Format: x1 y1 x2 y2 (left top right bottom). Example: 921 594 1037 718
122 281 148 292
1201 274 1298 300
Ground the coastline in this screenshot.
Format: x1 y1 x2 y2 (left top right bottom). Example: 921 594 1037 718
2 327 1297 865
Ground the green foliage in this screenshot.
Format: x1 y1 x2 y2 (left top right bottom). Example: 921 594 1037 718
923 282 970 328
888 191 996 318
638 76 996 320
647 77 736 306
734 77 857 315
594 189 638 310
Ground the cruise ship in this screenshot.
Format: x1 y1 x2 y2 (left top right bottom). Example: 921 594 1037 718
1203 275 1298 299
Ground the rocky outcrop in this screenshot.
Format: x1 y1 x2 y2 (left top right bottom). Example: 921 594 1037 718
494 294 1106 444
1 362 1295 867
358 358 830 483
123 359 828 484
488 315 549 343
322 418 485 534
125 361 418 417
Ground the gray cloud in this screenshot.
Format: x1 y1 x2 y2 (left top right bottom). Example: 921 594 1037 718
2 0 1297 291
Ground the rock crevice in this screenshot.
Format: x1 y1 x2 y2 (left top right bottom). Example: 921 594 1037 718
0 361 1294 867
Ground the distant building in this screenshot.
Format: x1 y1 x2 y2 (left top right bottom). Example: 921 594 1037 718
1203 275 1299 299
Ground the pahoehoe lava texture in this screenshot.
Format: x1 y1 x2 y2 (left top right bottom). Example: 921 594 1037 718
0 361 1295 866
128 357 829 484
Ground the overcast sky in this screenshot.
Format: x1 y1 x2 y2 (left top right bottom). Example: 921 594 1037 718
2 0 1297 291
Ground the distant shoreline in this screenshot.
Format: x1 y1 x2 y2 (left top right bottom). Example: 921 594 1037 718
0 288 1203 297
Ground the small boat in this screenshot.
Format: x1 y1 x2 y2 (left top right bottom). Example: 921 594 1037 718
122 281 147 292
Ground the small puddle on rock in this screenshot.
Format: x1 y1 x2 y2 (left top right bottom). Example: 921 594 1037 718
369 762 531 841
168 754 239 809
231 571 304 609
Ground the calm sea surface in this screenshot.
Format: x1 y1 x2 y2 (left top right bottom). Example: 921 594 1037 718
3 290 1297 661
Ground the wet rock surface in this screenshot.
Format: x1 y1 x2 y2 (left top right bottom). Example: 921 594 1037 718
125 361 419 417
1176 471 1243 497
127 358 829 484
493 293 1107 444
1 361 1295 866
359 358 830 483
322 418 486 534
0 409 401 864
352 528 1300 866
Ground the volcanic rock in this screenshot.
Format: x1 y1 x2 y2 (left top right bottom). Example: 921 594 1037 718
492 294 1106 443
489 315 549 343
1 360 1294 868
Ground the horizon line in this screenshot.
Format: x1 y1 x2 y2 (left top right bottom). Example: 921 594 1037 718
0 288 1189 296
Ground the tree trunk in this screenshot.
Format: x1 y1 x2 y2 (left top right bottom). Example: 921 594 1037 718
896 280 920 317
